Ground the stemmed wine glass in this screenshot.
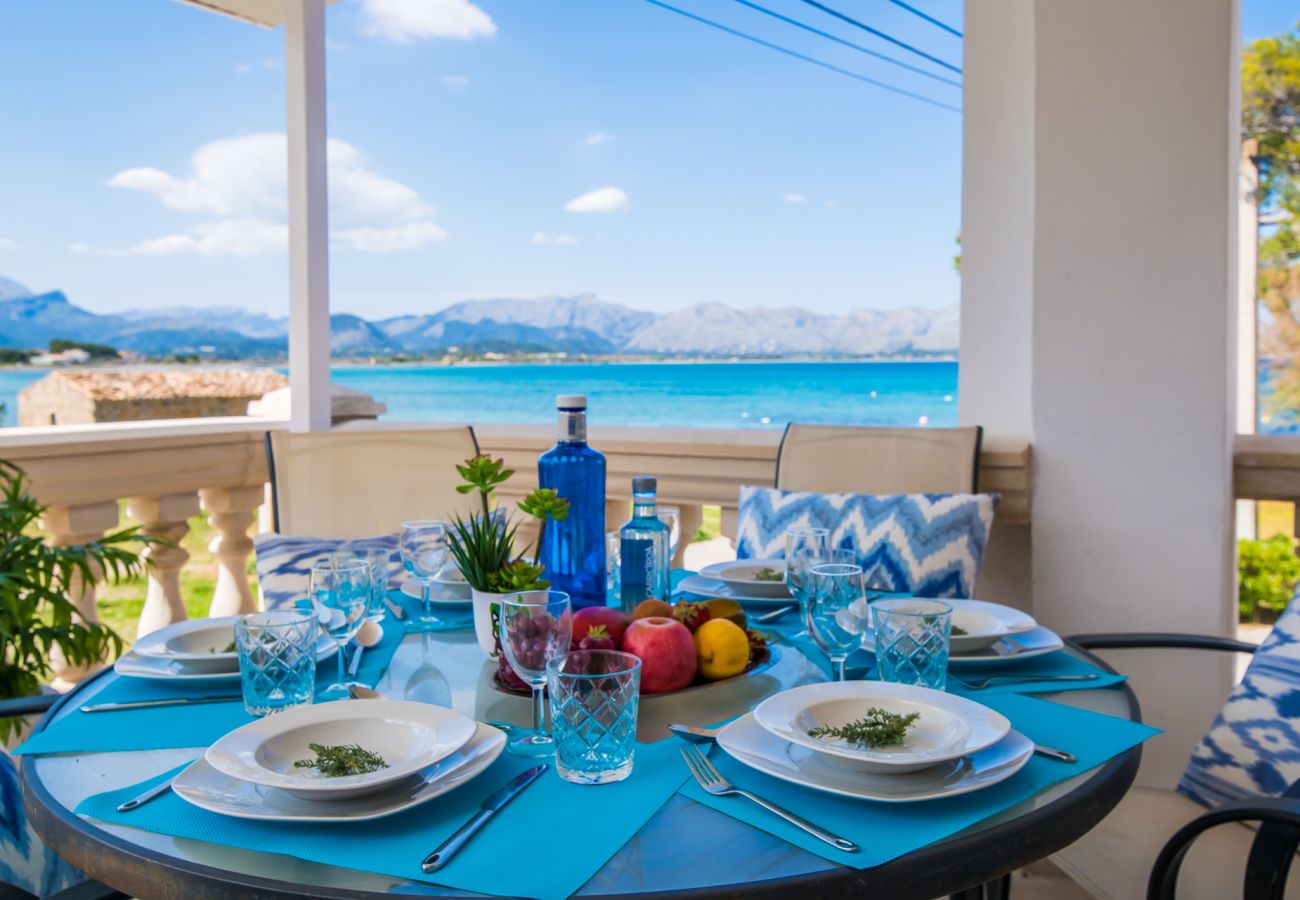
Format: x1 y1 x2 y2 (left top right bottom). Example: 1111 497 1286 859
805 562 867 682
499 590 573 758
785 527 830 606
657 506 682 565
333 548 391 622
310 560 371 699
399 520 449 631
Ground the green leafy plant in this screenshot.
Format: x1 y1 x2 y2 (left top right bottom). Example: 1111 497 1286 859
1238 535 1300 623
446 455 570 594
0 460 155 740
807 708 921 749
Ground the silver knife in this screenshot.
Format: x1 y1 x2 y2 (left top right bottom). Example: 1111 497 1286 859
81 695 242 713
117 773 180 812
383 596 408 621
421 764 548 873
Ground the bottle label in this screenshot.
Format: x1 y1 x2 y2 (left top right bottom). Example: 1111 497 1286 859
620 537 658 604
558 411 587 442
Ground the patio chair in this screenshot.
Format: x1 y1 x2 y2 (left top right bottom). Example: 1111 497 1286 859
0 696 126 900
775 423 983 494
266 427 481 538
1052 631 1300 900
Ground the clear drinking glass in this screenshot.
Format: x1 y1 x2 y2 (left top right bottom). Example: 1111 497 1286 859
310 560 371 699
872 597 953 689
548 650 641 784
657 506 681 564
400 520 449 631
500 590 573 758
785 527 830 605
606 531 621 594
334 548 391 622
234 609 318 716
805 562 868 682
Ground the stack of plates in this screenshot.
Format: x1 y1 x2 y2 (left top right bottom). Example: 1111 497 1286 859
116 616 337 683
678 559 793 606
853 598 1064 667
175 699 504 822
400 565 473 604
716 681 1033 802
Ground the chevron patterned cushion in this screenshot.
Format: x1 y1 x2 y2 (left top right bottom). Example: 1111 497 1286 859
1 748 84 896
734 486 999 598
254 533 399 610
1178 596 1300 806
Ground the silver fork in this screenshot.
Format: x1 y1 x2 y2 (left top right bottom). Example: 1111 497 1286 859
952 673 1099 690
679 745 858 853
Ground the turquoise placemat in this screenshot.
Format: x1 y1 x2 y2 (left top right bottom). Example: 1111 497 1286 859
678 692 1157 869
946 650 1126 695
15 614 414 756
385 588 475 630
77 739 689 900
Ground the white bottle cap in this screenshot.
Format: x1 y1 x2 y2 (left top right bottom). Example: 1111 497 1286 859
556 394 587 409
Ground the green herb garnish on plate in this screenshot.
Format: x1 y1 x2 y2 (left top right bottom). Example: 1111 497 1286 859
951 625 968 637
294 743 389 777
807 708 920 749
752 567 784 582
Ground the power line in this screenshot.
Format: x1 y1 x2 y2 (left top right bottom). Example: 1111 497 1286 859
727 0 960 89
796 0 961 74
882 0 962 39
637 0 960 113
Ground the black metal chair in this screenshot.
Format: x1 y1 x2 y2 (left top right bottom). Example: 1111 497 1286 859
0 695 126 900
1067 633 1300 900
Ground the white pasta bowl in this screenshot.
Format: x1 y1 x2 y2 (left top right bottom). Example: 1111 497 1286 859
753 681 1010 774
205 699 477 800
700 559 791 598
132 616 242 673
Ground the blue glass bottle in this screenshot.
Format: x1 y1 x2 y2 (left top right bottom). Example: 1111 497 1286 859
618 476 670 612
538 395 606 609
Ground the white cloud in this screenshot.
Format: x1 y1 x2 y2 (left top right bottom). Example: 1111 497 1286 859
100 133 446 256
783 193 807 204
532 231 578 247
585 132 614 146
439 74 470 91
0 238 15 250
564 187 629 214
361 0 496 42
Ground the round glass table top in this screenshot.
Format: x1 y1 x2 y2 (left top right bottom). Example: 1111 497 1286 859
22 622 1141 898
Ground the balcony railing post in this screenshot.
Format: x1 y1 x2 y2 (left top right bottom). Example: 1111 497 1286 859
673 504 703 567
41 501 120 685
201 486 263 617
128 493 200 637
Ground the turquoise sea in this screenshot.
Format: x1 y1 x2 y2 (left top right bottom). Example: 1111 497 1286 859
0 361 960 430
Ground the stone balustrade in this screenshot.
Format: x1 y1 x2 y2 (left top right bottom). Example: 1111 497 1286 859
0 416 1046 686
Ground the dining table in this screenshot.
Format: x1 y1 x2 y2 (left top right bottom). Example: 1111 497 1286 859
20 598 1144 900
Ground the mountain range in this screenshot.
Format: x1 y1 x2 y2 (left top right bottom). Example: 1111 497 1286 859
0 277 958 359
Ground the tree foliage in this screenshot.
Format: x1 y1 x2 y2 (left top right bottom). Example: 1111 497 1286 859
1246 23 1300 413
1238 535 1300 622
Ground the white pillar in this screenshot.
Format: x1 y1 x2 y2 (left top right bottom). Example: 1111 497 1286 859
962 0 1241 789
1237 140 1259 539
285 0 331 433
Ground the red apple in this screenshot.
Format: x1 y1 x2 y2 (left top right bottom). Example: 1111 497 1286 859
622 617 697 693
572 606 631 647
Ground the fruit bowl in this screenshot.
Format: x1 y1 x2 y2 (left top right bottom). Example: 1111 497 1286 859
490 643 778 698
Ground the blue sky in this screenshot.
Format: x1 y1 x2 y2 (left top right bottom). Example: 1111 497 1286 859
0 1 1292 320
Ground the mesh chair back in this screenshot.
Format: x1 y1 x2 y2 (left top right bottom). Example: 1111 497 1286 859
775 424 983 494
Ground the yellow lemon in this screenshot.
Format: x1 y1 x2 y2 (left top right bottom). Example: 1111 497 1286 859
694 619 751 680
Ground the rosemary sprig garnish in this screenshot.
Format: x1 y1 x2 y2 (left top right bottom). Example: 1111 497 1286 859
753 567 784 582
293 742 389 777
951 625 968 636
807 708 920 748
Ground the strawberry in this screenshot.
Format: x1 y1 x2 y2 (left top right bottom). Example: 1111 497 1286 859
746 628 768 656
672 600 712 633
578 624 616 652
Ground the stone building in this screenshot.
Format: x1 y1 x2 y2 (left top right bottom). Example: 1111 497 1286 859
18 369 289 426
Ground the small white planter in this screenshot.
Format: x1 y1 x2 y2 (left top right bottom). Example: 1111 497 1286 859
471 588 506 656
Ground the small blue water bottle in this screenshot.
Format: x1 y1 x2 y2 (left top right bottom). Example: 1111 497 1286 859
618 475 670 611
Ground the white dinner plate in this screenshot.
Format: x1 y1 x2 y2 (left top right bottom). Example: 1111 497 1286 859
698 559 791 598
851 597 1038 654
132 616 241 673
205 699 478 800
401 578 472 606
718 713 1034 803
860 624 1065 668
753 681 1010 774
175 722 505 822
676 573 793 607
113 633 337 682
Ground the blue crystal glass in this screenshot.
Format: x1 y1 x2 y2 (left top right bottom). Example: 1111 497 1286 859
547 650 641 784
872 597 953 690
234 609 318 716
539 399 607 609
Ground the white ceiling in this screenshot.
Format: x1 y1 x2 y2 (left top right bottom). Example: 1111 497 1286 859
175 0 341 28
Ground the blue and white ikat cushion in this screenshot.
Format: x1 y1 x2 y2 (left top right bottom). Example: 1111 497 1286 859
254 533 399 610
1179 597 1300 806
1 747 83 896
734 486 998 599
